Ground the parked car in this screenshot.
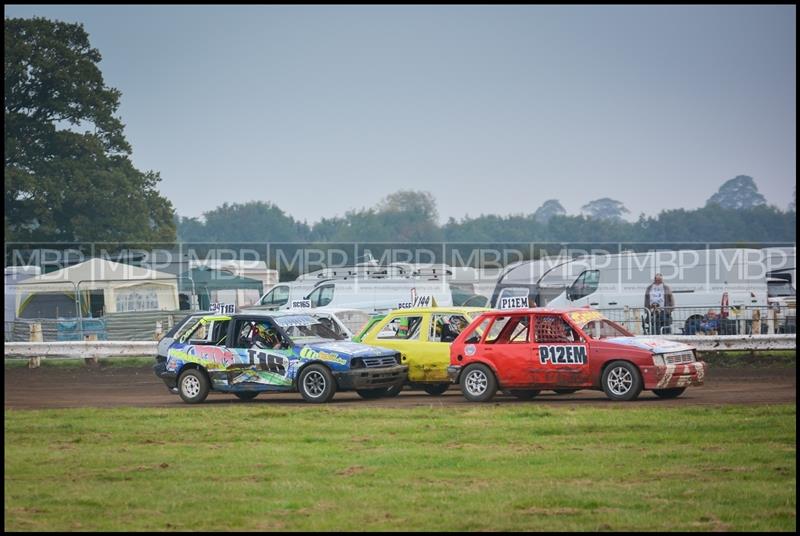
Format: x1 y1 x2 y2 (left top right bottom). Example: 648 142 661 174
357 306 491 395
153 311 407 403
447 308 705 402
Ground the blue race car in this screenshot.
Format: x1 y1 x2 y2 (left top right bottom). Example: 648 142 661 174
153 311 407 403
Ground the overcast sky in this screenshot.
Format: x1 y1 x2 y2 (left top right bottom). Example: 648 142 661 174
5 5 797 223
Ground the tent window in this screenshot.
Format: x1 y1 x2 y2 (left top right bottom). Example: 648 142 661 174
116 289 159 312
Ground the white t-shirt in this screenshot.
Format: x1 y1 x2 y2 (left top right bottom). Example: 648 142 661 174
649 284 665 307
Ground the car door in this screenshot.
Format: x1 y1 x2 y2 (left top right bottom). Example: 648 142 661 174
480 313 534 387
416 312 470 382
226 317 293 389
363 313 425 381
530 313 591 387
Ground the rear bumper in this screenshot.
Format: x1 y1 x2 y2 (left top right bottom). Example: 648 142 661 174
153 361 178 391
643 361 707 390
447 365 462 383
334 365 408 390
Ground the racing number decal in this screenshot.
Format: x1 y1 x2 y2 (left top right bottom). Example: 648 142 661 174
538 345 587 365
246 349 288 374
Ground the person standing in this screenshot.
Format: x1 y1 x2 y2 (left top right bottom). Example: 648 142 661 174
644 273 674 334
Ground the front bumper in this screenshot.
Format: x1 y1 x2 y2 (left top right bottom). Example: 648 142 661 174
447 365 462 383
644 361 707 390
153 360 178 391
334 364 408 390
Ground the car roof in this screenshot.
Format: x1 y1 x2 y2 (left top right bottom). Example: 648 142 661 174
478 307 597 316
386 306 492 315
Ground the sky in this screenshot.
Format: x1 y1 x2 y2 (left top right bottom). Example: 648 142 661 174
5 5 797 224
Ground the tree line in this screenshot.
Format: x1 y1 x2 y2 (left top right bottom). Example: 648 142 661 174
175 190 796 244
5 17 797 249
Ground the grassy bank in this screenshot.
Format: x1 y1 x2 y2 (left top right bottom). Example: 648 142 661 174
4 404 796 531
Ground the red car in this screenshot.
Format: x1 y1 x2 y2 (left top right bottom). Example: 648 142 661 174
447 308 706 402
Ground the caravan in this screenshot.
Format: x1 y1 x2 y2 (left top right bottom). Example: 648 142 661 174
546 249 769 334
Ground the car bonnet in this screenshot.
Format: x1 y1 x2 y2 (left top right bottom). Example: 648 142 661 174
604 336 694 354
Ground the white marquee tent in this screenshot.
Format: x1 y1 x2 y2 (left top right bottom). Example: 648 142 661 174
12 258 179 318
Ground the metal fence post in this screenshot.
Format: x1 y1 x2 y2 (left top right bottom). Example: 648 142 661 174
28 323 42 368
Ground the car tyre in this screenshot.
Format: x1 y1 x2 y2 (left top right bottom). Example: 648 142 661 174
234 392 259 401
423 383 450 396
460 363 498 403
178 368 210 404
601 361 643 401
652 387 686 399
509 389 540 400
383 382 404 397
356 387 389 399
298 364 336 403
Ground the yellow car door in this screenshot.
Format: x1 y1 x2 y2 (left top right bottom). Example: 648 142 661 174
362 312 427 382
413 312 451 382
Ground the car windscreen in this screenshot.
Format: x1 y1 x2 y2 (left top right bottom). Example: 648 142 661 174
273 315 344 342
768 281 796 297
580 319 633 339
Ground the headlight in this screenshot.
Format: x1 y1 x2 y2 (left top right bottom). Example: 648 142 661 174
351 358 364 369
652 354 665 367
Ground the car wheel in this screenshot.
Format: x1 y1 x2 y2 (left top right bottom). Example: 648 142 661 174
423 383 450 396
509 389 540 400
383 382 404 397
553 389 579 395
355 387 388 399
460 363 498 403
234 392 259 401
601 361 643 401
652 387 686 399
178 368 210 404
298 364 336 403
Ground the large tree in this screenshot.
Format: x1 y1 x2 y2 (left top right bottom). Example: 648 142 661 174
4 17 175 243
580 198 630 221
533 199 566 224
705 175 767 209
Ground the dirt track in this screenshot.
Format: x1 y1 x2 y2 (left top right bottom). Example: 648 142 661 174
3 363 796 409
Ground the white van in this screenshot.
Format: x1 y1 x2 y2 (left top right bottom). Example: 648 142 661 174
302 279 455 313
253 280 320 310
546 248 769 334
762 246 795 290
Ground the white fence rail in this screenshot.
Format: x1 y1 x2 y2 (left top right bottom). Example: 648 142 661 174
4 341 157 359
4 335 795 362
647 334 796 352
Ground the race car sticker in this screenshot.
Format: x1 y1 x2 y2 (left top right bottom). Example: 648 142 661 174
246 349 289 374
538 345 587 365
568 310 604 327
299 346 347 365
465 344 476 357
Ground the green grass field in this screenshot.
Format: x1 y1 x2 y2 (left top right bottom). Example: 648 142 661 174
4 404 796 531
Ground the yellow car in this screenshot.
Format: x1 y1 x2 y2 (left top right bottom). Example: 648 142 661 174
358 306 491 396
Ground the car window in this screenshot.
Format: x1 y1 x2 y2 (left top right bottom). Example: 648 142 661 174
429 314 470 343
261 285 290 306
582 319 631 339
185 321 209 343
534 315 581 343
464 317 491 343
185 319 228 345
377 315 423 340
307 285 334 307
485 315 529 344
